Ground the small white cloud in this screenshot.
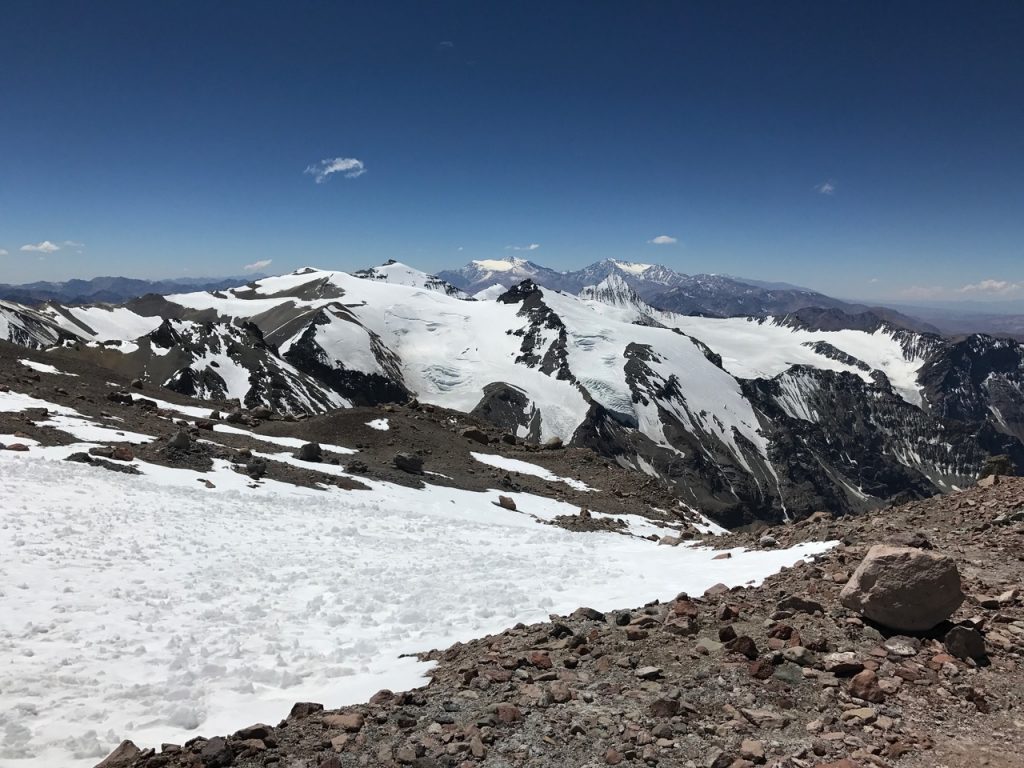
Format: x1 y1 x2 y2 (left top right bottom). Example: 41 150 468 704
62 240 85 248
647 235 677 245
304 157 367 183
20 240 61 253
0 248 8 256
244 259 273 272
506 243 540 251
438 40 455 49
869 277 880 283
957 279 1022 295
815 180 836 195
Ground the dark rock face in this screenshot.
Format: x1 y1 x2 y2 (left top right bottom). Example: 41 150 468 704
282 308 410 407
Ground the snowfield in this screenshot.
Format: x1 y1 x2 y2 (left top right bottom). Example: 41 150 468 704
0 432 832 767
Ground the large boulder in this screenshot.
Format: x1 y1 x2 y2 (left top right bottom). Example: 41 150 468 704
839 545 963 632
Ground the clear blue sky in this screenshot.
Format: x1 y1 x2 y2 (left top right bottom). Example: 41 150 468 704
1 1 1022 301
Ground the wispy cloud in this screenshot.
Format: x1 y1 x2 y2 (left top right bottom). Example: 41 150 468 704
438 40 454 50
957 279 1022 295
647 235 677 245
62 240 85 248
0 248 8 256
304 157 366 183
20 240 61 253
506 243 540 251
244 259 273 272
815 180 836 195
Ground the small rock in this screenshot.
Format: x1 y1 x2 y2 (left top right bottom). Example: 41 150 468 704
294 442 323 462
740 739 765 763
95 740 141 768
288 701 323 719
393 452 423 474
167 430 192 451
323 712 365 732
635 665 663 680
944 625 986 660
849 669 885 703
232 723 272 740
497 495 517 511
460 427 490 444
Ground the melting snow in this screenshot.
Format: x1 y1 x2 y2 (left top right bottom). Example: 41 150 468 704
18 359 77 376
470 451 595 491
366 418 390 431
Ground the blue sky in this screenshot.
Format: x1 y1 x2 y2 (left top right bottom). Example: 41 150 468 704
1 1 1022 302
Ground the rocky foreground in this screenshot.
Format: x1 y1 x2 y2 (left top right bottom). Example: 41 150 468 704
96 476 1024 768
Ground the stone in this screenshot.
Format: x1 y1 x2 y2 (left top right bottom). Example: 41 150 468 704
727 635 759 660
393 452 423 474
605 748 624 765
200 737 232 767
884 531 933 549
251 405 273 420
704 583 730 597
130 378 145 389
543 436 563 450
823 652 864 676
740 739 765 762
839 544 963 631
781 645 816 666
288 701 323 718
739 708 789 729
294 442 323 462
460 427 490 444
650 698 680 717
323 712 365 731
5 443 30 452
111 446 135 462
944 625 986 660
977 473 999 488
849 669 885 703
883 636 921 657
759 535 777 548
167 430 192 451
494 703 522 723
776 594 825 615
635 665 663 680
232 723 272 740
497 495 517 511
95 740 142 768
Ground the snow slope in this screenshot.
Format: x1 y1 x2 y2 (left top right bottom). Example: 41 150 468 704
0 394 832 767
666 316 928 406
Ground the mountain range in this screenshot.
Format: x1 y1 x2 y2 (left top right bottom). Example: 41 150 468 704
0 274 265 305
2 260 1022 526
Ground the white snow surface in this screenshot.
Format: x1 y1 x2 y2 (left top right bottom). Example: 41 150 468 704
470 451 595 491
0 438 832 767
665 316 927 406
365 418 390 431
18 359 77 376
45 306 163 342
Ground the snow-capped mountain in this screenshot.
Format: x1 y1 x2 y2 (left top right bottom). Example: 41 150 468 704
3 265 1022 524
0 300 69 349
436 256 567 295
439 257 934 331
352 260 466 297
